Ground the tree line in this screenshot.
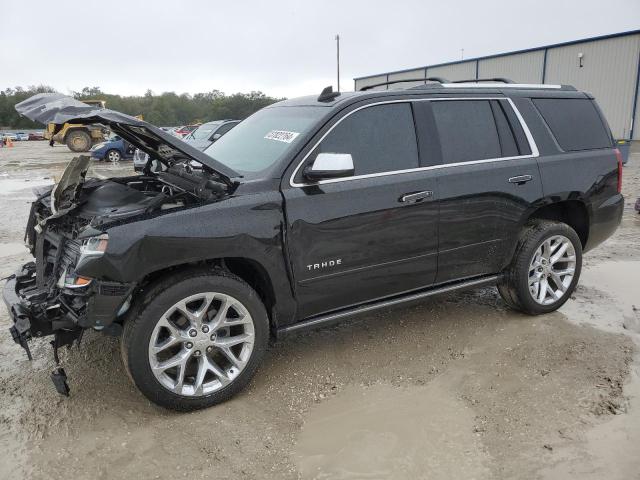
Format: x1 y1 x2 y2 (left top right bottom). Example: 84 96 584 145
0 85 283 129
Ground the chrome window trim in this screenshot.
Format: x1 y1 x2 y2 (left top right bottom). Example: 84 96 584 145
289 97 539 188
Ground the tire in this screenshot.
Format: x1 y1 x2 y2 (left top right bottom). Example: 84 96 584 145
121 269 269 411
65 130 92 152
498 220 582 315
105 149 121 162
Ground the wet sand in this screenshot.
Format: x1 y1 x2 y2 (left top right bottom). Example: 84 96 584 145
0 142 639 479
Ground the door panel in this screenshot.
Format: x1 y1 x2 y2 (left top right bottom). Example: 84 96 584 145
284 173 438 319
435 159 542 282
427 98 543 283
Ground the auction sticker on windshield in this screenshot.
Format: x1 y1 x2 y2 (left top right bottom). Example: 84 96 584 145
264 130 300 143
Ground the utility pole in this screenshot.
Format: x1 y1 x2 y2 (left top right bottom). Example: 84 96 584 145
335 34 341 92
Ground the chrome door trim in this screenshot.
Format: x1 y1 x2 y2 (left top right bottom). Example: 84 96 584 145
289 97 539 188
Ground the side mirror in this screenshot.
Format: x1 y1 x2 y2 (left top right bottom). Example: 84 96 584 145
304 153 354 180
211 133 222 142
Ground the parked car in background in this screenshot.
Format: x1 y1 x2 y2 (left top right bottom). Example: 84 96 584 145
15 132 30 141
1 132 18 141
90 135 135 162
28 131 45 141
174 124 200 137
183 120 240 151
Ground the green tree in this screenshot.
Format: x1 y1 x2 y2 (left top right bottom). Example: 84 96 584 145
1 86 283 129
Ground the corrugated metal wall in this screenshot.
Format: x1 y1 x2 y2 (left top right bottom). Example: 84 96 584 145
544 35 640 140
355 74 389 91
354 32 640 139
388 69 427 90
427 61 476 81
478 50 545 83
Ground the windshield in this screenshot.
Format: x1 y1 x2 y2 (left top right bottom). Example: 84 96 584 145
191 122 222 140
203 106 326 176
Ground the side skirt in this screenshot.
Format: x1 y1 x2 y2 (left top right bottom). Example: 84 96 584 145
277 274 501 337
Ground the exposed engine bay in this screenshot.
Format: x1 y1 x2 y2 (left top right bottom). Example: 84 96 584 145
7 156 231 393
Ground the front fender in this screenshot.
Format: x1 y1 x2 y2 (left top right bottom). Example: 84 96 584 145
77 191 297 323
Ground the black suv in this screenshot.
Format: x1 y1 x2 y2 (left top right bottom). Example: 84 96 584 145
6 83 623 410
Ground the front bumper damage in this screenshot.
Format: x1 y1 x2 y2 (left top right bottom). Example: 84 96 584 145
3 261 132 395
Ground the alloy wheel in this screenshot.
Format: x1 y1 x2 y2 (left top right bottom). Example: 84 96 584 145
148 292 255 396
528 235 576 305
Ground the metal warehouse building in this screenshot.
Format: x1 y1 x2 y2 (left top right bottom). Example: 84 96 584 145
354 30 640 140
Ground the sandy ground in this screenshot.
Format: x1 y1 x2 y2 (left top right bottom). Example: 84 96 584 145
0 141 639 480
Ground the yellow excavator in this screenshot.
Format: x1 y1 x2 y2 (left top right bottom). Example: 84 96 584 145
44 99 110 152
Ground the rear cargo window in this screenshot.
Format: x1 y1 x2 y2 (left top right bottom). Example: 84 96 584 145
532 98 612 151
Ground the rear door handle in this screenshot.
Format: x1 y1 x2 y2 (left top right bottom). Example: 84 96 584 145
400 190 433 203
508 175 533 185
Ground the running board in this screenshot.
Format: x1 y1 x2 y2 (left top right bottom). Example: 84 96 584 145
278 275 500 336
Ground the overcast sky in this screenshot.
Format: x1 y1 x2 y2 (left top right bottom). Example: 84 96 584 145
2 0 638 98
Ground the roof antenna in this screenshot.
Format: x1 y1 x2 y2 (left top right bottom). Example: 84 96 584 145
318 86 341 102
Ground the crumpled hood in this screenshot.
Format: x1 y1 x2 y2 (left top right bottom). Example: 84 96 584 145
15 93 238 186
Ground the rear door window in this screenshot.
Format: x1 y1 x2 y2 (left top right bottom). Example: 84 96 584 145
431 100 502 164
309 102 419 176
532 98 612 151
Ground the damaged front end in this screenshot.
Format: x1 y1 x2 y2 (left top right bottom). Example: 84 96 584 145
5 93 239 396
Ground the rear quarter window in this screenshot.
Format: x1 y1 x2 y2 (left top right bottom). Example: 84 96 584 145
532 98 612 151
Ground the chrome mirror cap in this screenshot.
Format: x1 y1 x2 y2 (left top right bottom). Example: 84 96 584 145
304 153 355 180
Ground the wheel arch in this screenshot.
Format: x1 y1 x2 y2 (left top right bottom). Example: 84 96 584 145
128 257 280 334
526 200 590 248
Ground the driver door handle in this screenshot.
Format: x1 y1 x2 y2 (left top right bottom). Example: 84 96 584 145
400 190 433 203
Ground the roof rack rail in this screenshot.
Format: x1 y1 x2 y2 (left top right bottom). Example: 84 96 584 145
359 77 449 91
451 77 515 84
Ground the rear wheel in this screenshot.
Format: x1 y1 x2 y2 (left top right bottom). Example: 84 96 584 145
65 130 92 152
121 269 269 411
498 220 582 315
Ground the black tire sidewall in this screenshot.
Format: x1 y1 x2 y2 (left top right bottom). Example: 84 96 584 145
513 222 582 314
66 130 91 152
125 272 269 411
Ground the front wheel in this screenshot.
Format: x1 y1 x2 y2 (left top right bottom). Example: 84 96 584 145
121 270 269 411
498 220 582 315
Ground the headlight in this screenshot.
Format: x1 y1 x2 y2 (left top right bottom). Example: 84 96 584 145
80 233 109 260
61 234 109 289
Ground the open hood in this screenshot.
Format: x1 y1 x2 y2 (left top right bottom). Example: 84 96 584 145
15 93 239 186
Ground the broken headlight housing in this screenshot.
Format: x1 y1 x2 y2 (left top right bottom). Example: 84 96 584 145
79 233 109 260
61 234 109 289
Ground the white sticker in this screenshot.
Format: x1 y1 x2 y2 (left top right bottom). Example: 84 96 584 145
264 130 300 143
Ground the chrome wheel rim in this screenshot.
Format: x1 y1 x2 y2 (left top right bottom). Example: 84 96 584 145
107 151 120 162
528 235 576 305
148 292 255 396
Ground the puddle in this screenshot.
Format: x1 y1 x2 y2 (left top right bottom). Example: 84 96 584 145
0 177 54 196
0 242 28 257
562 261 640 334
542 260 640 479
295 382 491 480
